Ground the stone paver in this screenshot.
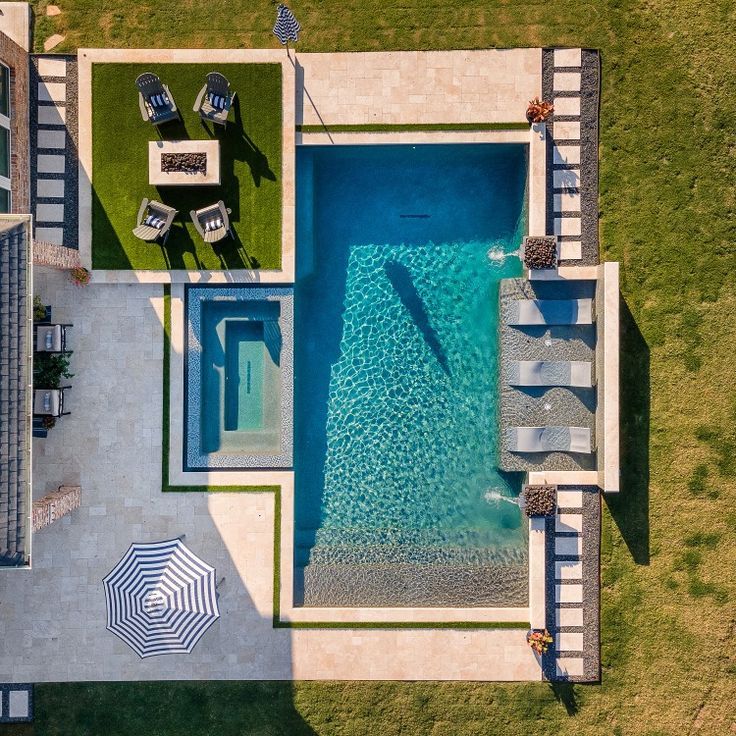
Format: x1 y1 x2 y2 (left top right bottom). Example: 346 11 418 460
37 81 66 103
553 145 581 165
8 690 29 718
37 129 66 149
556 632 584 651
554 48 582 67
555 584 583 604
555 536 582 556
554 217 581 236
36 203 64 222
297 50 541 126
555 607 584 627
37 154 65 174
38 105 66 126
38 57 66 77
555 560 582 580
37 179 65 198
555 513 584 533
559 241 583 260
552 169 579 189
553 191 581 212
34 227 64 245
43 35 65 52
555 658 584 677
557 489 584 507
553 96 581 116
552 72 581 91
554 120 581 140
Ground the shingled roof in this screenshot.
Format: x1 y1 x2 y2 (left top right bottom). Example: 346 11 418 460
0 217 31 566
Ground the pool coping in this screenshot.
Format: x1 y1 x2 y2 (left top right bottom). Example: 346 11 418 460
76 48 296 284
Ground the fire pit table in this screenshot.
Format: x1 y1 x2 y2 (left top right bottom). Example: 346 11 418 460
148 140 221 186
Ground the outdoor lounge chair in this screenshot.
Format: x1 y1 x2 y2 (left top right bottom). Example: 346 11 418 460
132 199 178 245
505 426 592 454
508 360 593 388
190 201 234 244
193 72 237 128
33 387 71 418
35 323 72 354
135 72 181 126
507 298 593 326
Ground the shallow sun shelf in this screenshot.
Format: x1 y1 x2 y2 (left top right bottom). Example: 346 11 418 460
505 426 592 454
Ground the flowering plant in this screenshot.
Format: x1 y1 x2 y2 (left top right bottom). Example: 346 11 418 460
527 629 553 655
71 267 91 286
526 97 554 123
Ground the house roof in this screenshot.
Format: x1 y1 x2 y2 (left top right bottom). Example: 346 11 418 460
0 217 31 566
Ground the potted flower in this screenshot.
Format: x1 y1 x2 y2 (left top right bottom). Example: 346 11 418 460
521 484 557 517
527 629 553 655
526 97 554 123
71 267 91 287
523 236 557 270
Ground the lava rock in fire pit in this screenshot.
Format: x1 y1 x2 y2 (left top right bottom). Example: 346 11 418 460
161 152 207 175
523 236 557 269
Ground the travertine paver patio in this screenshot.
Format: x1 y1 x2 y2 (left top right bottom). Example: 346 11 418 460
0 268 540 682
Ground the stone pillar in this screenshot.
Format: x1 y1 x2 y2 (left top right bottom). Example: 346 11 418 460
32 485 81 532
33 241 81 270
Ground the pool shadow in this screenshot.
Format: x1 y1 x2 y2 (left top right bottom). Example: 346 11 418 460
603 296 650 564
384 260 450 376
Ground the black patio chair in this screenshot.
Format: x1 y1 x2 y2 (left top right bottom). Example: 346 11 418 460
35 323 72 354
135 72 181 127
193 72 236 128
33 387 71 418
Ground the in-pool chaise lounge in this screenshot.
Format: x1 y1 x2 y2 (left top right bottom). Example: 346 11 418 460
508 360 593 388
505 426 592 453
508 298 593 326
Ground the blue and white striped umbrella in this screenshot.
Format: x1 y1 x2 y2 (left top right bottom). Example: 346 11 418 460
103 539 219 658
273 3 301 45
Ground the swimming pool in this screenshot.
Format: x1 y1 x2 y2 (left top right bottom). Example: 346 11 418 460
185 286 293 469
295 143 529 607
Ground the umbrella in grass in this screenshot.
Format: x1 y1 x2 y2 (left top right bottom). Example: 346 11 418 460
103 538 220 658
273 3 301 46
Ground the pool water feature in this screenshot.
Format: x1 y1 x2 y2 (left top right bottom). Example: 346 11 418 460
295 143 529 607
185 287 294 469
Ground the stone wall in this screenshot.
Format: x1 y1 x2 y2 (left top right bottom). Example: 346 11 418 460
33 240 81 270
0 30 30 213
32 485 81 532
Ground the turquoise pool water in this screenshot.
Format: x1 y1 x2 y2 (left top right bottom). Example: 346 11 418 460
295 144 529 607
199 300 282 456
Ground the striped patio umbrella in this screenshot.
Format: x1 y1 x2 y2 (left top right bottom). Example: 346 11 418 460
273 3 301 45
103 538 220 658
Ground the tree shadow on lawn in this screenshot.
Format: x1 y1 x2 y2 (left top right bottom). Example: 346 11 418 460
603 296 650 565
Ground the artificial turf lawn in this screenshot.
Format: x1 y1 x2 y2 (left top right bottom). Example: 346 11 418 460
25 1 736 735
91 63 282 270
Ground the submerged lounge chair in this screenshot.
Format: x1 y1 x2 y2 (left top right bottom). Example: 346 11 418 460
505 426 592 454
508 298 593 326
508 360 593 388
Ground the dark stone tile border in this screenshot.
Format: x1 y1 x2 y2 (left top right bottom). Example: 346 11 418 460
0 683 34 723
543 48 600 266
542 486 600 683
30 54 79 249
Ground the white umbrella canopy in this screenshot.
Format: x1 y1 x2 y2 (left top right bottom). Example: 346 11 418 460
103 538 220 658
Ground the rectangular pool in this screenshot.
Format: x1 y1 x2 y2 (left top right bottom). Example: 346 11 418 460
295 143 529 607
185 287 293 469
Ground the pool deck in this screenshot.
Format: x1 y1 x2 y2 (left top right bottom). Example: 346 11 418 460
0 47 617 684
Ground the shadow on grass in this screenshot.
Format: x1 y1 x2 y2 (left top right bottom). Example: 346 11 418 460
603 296 650 565
549 682 579 716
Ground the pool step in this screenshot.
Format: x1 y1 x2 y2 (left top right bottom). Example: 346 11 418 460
295 561 529 608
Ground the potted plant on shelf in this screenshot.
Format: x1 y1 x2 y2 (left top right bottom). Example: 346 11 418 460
33 294 50 322
520 484 557 517
526 97 554 123
522 236 557 270
527 629 553 655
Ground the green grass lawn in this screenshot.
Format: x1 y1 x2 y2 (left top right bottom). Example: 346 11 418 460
20 1 736 735
91 63 282 269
